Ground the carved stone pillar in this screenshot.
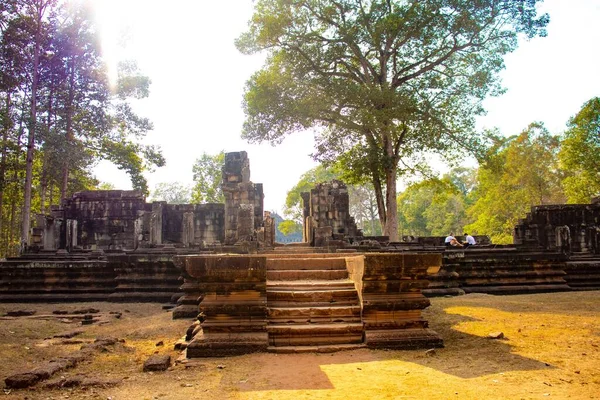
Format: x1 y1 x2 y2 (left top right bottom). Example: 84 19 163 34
150 202 164 245
182 211 195 247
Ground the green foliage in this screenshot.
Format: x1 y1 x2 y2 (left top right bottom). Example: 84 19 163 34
238 0 549 239
465 123 565 244
559 97 600 203
150 182 191 204
397 170 473 237
97 182 116 190
278 219 302 236
191 151 225 204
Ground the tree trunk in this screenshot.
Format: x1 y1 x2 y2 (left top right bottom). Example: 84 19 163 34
384 166 399 241
382 132 399 242
60 59 76 201
41 67 55 215
21 3 44 253
0 93 10 247
372 174 386 234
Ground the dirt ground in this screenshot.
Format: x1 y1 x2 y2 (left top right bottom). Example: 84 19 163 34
0 291 598 400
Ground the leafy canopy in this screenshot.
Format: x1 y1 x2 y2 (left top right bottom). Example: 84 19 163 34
559 97 600 203
191 151 225 204
465 123 565 244
237 0 549 240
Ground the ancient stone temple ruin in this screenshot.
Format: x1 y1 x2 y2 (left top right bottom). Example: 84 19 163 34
513 198 600 255
29 151 267 252
2 150 600 357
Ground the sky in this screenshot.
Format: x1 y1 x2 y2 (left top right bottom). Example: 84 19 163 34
91 0 600 213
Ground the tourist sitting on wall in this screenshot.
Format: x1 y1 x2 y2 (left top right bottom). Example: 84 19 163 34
463 233 476 248
445 233 463 248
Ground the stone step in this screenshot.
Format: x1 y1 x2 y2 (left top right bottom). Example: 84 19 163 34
267 343 367 353
270 248 324 254
461 277 567 286
463 284 571 295
277 242 311 248
267 287 359 306
267 279 355 291
267 323 364 346
107 292 178 302
0 293 112 302
267 269 348 281
267 257 347 271
268 305 361 323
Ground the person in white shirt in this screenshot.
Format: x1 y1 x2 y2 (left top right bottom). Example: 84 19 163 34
463 233 476 248
445 233 463 248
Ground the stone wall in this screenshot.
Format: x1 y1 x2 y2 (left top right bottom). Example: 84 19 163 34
30 151 270 252
302 180 360 246
161 203 225 247
63 190 147 250
513 203 600 254
35 191 227 252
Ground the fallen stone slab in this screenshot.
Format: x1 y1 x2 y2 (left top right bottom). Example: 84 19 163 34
5 310 36 317
143 354 171 372
4 373 40 389
52 329 84 339
72 308 100 314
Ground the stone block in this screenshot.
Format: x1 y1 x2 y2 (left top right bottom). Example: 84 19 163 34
143 354 171 372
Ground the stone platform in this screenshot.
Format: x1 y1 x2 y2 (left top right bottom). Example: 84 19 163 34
0 251 187 303
174 252 443 357
424 247 572 296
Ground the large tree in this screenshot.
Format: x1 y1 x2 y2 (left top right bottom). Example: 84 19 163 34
237 0 549 240
559 97 600 203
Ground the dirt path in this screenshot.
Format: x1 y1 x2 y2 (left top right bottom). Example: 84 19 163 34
1 291 598 399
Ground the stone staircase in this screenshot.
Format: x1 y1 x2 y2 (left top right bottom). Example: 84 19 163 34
265 256 365 353
564 254 600 290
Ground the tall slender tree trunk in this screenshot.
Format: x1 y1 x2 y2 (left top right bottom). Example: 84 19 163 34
0 93 11 249
21 1 46 253
60 59 76 201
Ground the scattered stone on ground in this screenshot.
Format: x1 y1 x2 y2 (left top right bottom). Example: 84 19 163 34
43 374 121 389
4 337 122 389
5 310 36 317
72 308 100 314
52 329 84 339
488 331 505 339
174 337 187 351
143 355 171 372
425 348 437 356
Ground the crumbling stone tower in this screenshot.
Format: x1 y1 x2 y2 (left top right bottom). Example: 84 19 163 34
222 151 264 245
302 180 360 246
